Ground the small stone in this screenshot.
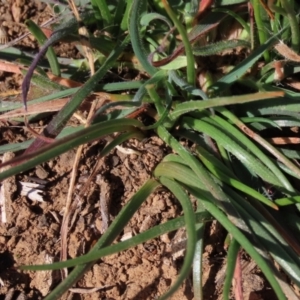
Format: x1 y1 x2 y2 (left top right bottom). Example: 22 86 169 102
35 165 48 179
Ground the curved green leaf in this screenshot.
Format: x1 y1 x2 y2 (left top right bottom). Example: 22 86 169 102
0 119 142 181
25 20 60 76
43 179 160 300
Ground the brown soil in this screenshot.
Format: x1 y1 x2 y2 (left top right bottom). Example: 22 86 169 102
0 1 287 300
0 138 272 300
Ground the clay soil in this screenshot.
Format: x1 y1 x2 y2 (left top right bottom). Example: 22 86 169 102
0 1 284 299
